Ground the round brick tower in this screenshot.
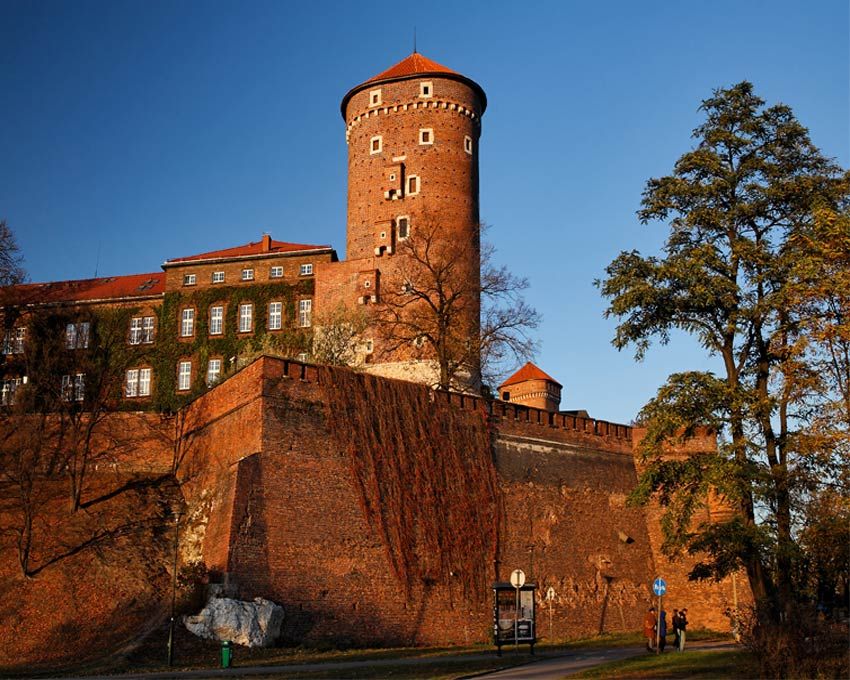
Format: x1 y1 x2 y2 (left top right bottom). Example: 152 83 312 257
340 53 487 389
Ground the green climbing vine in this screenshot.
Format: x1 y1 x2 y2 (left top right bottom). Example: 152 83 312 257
152 280 314 412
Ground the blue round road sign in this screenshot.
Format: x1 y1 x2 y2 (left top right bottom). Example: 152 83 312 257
652 577 667 596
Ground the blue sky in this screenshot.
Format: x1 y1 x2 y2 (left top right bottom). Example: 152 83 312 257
1 0 847 423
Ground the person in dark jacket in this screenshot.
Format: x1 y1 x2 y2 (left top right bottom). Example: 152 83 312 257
658 609 668 651
672 608 681 649
678 608 688 651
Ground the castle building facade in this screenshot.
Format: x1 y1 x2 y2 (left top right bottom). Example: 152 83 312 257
1 53 486 403
1 54 748 665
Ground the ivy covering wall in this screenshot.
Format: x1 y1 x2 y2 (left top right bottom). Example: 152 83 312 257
152 280 314 412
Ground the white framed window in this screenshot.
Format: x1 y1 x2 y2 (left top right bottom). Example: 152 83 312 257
270 266 283 278
464 135 473 155
209 305 223 336
129 317 142 344
183 273 196 286
212 271 225 283
300 263 313 276
129 316 155 345
268 301 282 330
65 322 90 350
207 359 222 387
62 373 85 402
419 82 433 98
298 299 312 328
142 316 155 343
370 135 382 154
139 368 151 396
369 89 382 107
407 175 419 195
296 352 308 362
396 216 410 240
177 361 192 391
1 378 21 406
3 327 25 355
126 368 150 398
125 369 139 397
241 268 254 281
239 303 253 333
419 128 433 145
180 308 195 337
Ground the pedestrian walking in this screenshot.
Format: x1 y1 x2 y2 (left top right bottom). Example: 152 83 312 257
678 607 688 651
658 609 668 652
672 608 681 649
643 606 656 652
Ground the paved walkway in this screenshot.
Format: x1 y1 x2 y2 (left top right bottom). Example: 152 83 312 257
46 640 735 680
471 640 738 679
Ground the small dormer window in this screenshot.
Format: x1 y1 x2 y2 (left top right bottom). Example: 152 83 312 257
464 135 473 155
369 89 382 107
419 82 432 98
183 274 196 286
370 135 382 154
419 128 433 145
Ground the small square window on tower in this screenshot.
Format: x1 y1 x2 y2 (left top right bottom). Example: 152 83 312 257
407 175 419 196
369 89 382 107
370 135 382 155
419 82 432 98
464 135 473 155
396 216 410 240
419 128 433 145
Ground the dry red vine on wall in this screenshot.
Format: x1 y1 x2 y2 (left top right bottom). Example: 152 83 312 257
319 367 502 598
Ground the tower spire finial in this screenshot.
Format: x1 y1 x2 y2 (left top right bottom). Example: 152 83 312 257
413 26 417 54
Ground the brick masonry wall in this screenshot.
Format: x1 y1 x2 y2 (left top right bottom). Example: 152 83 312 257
185 357 745 645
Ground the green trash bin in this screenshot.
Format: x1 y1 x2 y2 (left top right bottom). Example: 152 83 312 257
220 640 232 668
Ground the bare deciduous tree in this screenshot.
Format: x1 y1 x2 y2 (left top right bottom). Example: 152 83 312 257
0 220 26 286
376 220 540 391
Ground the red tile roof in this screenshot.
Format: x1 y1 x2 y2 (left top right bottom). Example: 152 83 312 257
341 52 487 117
499 362 563 389
165 238 332 265
1 272 165 306
365 53 459 83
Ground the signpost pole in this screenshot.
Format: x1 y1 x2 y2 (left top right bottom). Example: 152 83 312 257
656 594 661 654
514 586 520 651
510 569 526 653
651 577 667 655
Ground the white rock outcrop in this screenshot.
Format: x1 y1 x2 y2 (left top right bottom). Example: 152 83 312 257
184 596 284 647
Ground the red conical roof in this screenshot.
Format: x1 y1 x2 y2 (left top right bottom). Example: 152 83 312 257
341 52 486 117
499 362 563 389
365 53 459 83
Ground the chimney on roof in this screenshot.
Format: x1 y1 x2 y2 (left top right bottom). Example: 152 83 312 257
261 233 272 253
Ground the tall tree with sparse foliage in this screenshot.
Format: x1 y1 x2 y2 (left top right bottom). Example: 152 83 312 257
0 220 26 286
599 82 849 624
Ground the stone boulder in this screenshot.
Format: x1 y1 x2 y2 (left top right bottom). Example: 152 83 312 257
184 597 284 647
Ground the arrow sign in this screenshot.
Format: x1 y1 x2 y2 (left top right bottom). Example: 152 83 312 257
652 577 667 597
